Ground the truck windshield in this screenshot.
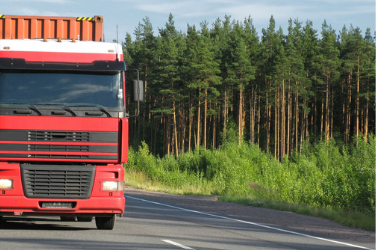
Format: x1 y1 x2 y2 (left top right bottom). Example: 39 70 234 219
0 71 124 109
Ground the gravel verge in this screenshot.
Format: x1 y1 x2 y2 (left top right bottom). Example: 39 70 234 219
124 186 375 245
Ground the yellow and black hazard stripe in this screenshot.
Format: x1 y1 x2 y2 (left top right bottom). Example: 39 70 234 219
76 17 94 21
0 15 5 19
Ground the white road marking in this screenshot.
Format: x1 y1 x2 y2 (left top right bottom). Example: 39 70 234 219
162 239 195 249
125 195 375 250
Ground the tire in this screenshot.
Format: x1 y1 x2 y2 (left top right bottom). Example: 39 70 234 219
95 215 116 230
77 216 93 222
60 216 76 222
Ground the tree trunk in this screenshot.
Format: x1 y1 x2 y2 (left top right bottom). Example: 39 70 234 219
188 93 193 153
173 98 179 157
287 83 291 156
305 95 309 146
314 88 317 141
213 103 217 148
250 86 257 144
330 85 333 140
166 115 171 155
204 88 208 149
356 55 360 139
266 91 270 151
320 96 324 141
154 120 157 155
257 94 261 147
295 85 299 151
239 83 243 145
325 75 330 142
347 73 352 144
223 87 227 143
281 79 285 160
274 90 278 159
250 90 254 143
197 87 201 148
365 77 369 142
342 82 345 142
181 106 186 153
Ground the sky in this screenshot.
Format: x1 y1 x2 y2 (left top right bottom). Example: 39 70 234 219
1 0 375 42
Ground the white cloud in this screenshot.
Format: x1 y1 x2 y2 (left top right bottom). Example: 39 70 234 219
5 7 69 17
135 2 191 14
9 0 72 3
316 0 374 3
217 4 304 21
213 1 373 27
321 5 375 15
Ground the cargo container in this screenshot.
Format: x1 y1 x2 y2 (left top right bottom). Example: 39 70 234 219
0 15 103 41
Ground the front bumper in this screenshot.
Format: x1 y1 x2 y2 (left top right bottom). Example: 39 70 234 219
0 196 125 216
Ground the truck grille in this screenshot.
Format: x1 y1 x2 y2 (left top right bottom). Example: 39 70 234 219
29 144 90 152
21 164 95 199
28 131 90 142
0 129 118 162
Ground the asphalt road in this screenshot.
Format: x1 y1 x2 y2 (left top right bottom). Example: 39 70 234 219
0 194 374 250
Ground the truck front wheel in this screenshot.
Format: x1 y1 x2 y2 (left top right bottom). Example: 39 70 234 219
95 215 116 230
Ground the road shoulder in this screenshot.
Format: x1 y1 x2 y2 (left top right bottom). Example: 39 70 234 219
124 186 375 245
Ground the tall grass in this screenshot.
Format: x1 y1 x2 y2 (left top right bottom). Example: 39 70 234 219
124 135 375 229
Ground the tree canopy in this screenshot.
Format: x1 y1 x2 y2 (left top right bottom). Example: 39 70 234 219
123 14 375 159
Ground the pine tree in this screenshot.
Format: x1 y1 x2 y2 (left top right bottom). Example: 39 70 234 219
123 14 374 159
182 24 200 152
317 20 340 142
243 16 260 145
212 16 233 144
362 28 376 141
290 19 312 153
154 13 181 155
227 21 256 145
302 21 319 144
260 16 278 152
197 22 221 149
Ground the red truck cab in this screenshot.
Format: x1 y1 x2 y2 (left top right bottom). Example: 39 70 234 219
0 15 136 230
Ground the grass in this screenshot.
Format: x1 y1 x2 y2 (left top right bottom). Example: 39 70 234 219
219 195 375 231
124 169 375 231
124 135 375 231
124 168 217 195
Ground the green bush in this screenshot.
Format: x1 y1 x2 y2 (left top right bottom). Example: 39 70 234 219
124 136 375 212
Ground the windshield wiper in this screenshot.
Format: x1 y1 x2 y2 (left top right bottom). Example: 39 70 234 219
68 104 112 117
28 104 42 116
1 102 42 115
34 103 77 117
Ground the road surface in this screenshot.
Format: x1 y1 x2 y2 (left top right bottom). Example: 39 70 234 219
0 191 374 250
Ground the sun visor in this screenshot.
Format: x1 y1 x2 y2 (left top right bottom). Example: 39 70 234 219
0 58 125 72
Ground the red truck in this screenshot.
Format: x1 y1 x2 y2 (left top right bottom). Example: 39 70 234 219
0 15 142 230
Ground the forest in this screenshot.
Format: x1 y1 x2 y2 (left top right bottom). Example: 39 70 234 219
123 14 375 160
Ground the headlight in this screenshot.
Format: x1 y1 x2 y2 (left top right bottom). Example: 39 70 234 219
0 179 13 189
102 181 124 191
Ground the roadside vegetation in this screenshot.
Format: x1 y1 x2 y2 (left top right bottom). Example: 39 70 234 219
124 14 375 162
124 133 375 231
123 14 375 231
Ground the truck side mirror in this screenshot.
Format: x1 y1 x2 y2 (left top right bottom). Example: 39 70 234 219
133 80 144 102
126 68 143 118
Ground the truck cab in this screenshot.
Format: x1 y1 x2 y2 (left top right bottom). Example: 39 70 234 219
0 15 136 230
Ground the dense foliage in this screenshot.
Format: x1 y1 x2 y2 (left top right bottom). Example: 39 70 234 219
125 134 375 213
123 14 375 159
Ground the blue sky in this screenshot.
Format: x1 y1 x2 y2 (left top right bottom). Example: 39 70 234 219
2 0 375 42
